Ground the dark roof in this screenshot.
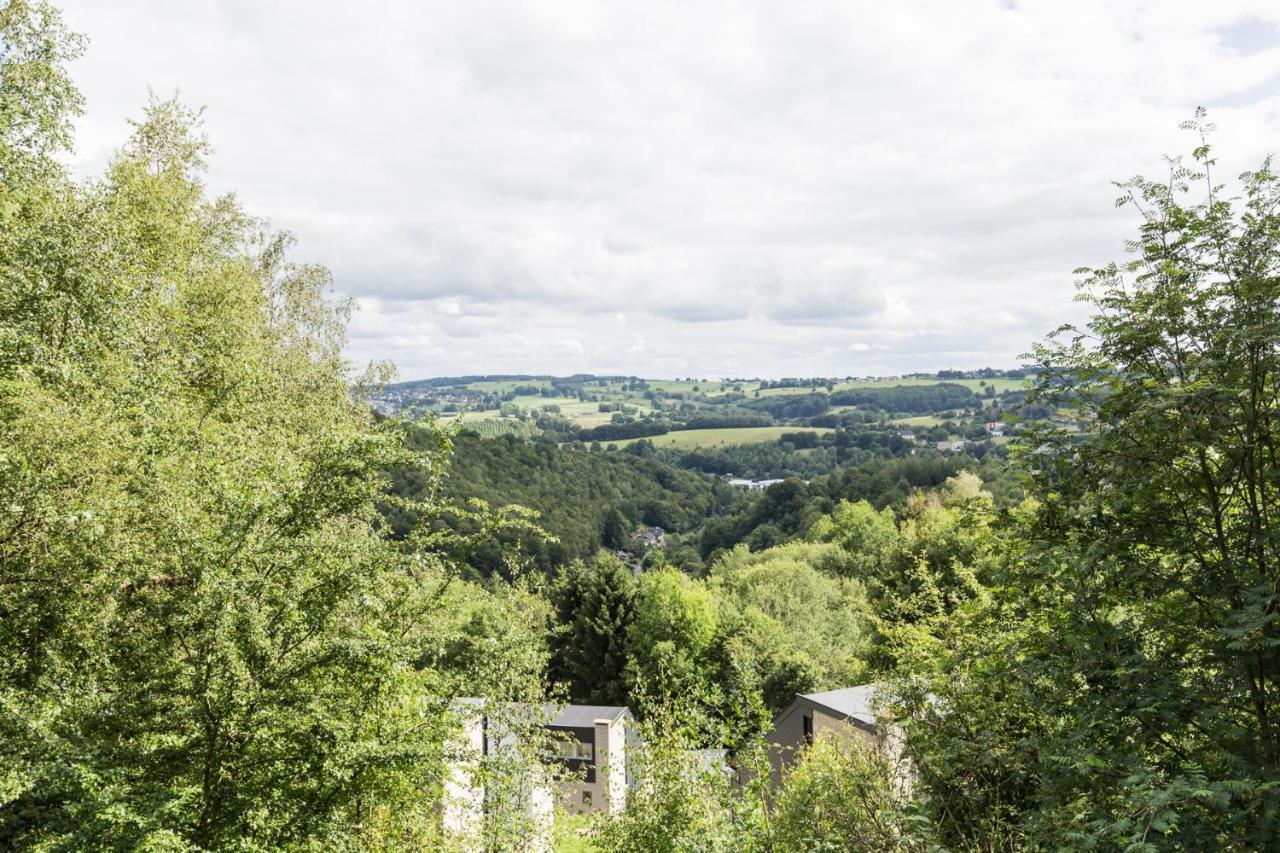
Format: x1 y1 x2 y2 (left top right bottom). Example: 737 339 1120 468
549 704 631 727
453 698 631 728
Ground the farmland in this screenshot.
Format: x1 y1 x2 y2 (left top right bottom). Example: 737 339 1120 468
611 426 833 449
373 370 1038 455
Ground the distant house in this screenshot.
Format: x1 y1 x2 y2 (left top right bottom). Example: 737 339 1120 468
727 477 785 490
634 526 666 549
936 440 965 452
765 685 903 787
984 421 1004 437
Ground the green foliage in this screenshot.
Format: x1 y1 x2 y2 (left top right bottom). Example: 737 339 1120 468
0 10 552 847
388 432 738 577
770 731 922 852
626 568 720 712
808 499 900 580
829 382 977 414
709 543 872 712
549 556 637 706
886 120 1280 849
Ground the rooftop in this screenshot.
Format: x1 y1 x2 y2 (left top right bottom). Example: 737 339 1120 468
800 684 879 726
549 704 631 728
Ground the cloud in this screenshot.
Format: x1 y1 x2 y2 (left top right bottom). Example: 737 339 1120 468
57 0 1280 378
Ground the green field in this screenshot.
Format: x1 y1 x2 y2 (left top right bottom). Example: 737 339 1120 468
832 377 1026 393
743 377 1027 398
611 426 831 450
463 378 552 393
890 415 945 427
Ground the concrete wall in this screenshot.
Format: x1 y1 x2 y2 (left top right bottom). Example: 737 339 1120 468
442 710 484 850
766 702 878 786
555 717 628 815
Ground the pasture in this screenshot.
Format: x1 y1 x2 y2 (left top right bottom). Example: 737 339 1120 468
611 426 832 450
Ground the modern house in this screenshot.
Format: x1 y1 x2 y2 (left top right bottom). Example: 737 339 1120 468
442 700 632 847
545 704 632 815
765 684 896 786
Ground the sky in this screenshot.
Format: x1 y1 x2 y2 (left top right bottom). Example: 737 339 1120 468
58 0 1280 380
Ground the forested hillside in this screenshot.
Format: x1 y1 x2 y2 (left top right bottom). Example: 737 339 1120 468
386 431 739 576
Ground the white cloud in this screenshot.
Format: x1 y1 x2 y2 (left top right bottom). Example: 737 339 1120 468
58 0 1280 378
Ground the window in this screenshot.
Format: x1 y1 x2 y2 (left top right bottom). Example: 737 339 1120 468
554 738 595 761
802 714 813 745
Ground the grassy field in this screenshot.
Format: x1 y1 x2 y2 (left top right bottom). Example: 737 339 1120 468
554 814 598 851
742 377 1027 398
611 426 831 450
832 377 1026 393
466 379 551 393
508 394 582 409
890 415 946 427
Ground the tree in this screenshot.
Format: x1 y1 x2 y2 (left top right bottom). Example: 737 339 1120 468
807 499 899 580
1017 116 1280 845
709 542 872 712
892 118 1280 849
0 8 547 845
626 568 719 712
770 730 922 851
549 556 637 705
601 506 629 549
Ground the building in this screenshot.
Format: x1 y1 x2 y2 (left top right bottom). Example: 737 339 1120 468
546 704 632 815
443 700 633 847
765 684 899 786
727 477 785 490
634 526 666 549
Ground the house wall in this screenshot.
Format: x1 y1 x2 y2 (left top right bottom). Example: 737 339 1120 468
766 702 878 786
442 711 484 850
554 718 627 815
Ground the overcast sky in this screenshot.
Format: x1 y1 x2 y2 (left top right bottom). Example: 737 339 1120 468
59 1 1280 380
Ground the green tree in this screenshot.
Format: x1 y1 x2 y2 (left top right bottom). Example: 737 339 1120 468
709 542 872 712
1016 116 1280 845
770 730 922 851
626 567 719 712
807 498 899 580
892 119 1280 849
601 506 629 550
0 7 548 846
549 556 637 705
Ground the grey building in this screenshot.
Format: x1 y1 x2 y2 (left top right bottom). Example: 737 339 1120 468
545 704 632 815
443 699 633 847
766 684 886 785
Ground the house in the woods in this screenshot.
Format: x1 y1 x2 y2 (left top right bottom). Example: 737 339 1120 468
727 477 786 490
443 700 632 847
765 684 904 786
634 526 666 549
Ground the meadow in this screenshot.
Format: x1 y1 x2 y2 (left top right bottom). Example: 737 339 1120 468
611 426 832 449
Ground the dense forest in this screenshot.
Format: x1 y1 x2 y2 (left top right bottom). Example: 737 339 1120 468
3 2 1279 850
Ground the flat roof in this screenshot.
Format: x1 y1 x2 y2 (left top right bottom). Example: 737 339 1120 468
549 704 631 728
453 698 631 728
